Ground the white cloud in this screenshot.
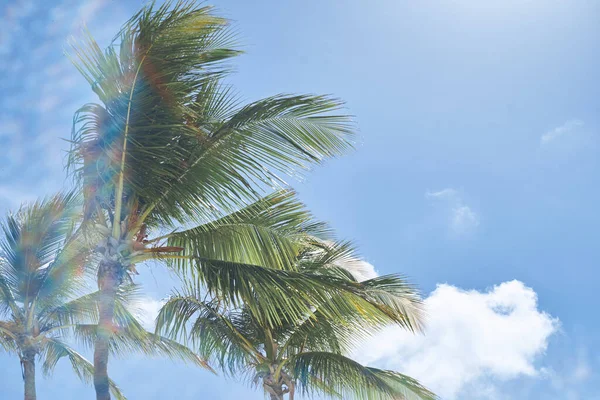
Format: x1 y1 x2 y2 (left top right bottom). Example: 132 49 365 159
355 280 559 399
136 297 165 331
540 120 584 145
426 188 480 235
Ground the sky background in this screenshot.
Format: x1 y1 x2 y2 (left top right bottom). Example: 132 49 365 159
1 0 599 399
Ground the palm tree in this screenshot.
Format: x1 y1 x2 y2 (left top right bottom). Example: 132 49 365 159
0 193 125 400
156 240 437 400
0 193 212 399
67 2 354 398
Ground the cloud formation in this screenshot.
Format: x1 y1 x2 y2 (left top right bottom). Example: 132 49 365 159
356 280 559 399
540 119 584 145
426 188 480 235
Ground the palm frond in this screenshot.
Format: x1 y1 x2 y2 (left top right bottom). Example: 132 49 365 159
182 257 375 328
156 293 258 374
278 275 423 361
354 276 424 333
296 239 364 278
296 240 425 333
73 323 211 371
291 352 437 400
69 293 212 371
164 94 354 221
166 190 329 271
41 337 127 400
42 284 142 327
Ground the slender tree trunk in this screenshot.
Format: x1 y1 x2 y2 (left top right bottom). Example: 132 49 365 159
269 394 284 400
94 259 120 400
22 353 36 400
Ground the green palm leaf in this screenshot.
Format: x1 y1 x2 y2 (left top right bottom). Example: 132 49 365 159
156 234 434 400
156 294 259 374
166 189 329 270
166 94 354 219
41 337 127 400
291 352 437 400
69 292 212 371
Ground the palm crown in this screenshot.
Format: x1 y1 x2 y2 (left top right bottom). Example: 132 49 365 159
67 4 356 397
156 239 436 400
0 194 126 399
68 0 353 231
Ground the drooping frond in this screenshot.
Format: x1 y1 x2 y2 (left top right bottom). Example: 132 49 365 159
277 274 424 361
182 258 383 328
276 304 357 357
294 240 425 333
291 352 437 400
155 242 432 399
41 337 127 400
156 294 259 374
352 275 424 333
42 284 141 328
296 239 365 279
166 189 329 271
65 291 212 371
73 323 211 371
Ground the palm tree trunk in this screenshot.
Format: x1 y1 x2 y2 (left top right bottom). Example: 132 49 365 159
22 353 36 400
264 380 285 400
94 259 120 400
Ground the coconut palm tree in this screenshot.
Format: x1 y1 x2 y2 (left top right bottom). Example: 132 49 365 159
0 193 126 400
67 2 355 398
156 240 437 400
0 194 212 400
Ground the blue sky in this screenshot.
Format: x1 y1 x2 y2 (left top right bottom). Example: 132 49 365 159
1 0 599 399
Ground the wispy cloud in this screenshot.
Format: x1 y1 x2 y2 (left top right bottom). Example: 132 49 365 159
426 188 480 235
356 280 559 399
542 346 593 400
0 0 37 56
425 188 459 199
540 120 584 145
0 187 37 210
